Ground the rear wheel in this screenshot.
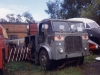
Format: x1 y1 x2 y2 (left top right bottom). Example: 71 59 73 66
78 56 84 65
39 50 52 70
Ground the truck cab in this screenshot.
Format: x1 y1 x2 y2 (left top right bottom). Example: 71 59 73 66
25 19 89 70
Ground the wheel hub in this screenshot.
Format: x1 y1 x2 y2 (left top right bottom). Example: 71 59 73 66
41 55 47 66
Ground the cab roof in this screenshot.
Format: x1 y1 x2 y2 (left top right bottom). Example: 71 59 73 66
67 18 95 23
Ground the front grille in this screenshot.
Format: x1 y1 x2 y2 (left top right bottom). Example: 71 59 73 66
65 36 82 54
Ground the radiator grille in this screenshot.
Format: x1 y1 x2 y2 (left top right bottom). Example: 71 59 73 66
65 36 82 54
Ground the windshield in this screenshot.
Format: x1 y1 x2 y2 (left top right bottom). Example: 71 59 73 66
70 22 85 32
88 22 99 28
52 21 70 32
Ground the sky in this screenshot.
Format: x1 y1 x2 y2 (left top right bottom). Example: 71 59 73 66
0 0 52 21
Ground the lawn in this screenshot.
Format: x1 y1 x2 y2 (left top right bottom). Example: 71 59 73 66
4 54 98 75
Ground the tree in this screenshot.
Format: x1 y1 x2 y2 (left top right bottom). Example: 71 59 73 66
45 0 92 19
61 0 92 19
22 11 35 23
6 14 16 22
16 14 22 22
80 0 100 24
45 0 61 19
0 18 7 22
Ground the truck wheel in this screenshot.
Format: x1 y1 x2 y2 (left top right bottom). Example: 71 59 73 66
0 69 3 75
39 50 52 70
79 57 84 65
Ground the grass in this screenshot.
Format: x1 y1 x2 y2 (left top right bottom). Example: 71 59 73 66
4 54 99 75
84 54 98 63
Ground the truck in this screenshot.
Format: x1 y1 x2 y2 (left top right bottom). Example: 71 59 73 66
24 19 89 70
67 18 100 51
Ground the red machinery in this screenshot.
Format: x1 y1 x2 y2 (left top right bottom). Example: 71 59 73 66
0 27 8 75
89 40 100 51
0 28 5 74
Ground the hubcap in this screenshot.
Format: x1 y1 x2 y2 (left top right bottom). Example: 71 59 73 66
41 55 47 69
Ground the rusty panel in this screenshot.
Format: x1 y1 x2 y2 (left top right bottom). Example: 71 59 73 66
30 24 37 28
30 31 38 35
29 23 38 35
30 28 38 31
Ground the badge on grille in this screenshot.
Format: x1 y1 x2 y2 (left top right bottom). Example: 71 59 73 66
55 35 64 41
57 35 62 40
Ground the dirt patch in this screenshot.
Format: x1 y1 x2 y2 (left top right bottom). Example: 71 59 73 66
81 61 100 75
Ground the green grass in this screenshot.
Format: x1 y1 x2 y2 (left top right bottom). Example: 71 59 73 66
4 54 98 75
84 54 98 63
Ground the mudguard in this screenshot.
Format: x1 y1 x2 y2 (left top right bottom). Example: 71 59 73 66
40 45 52 60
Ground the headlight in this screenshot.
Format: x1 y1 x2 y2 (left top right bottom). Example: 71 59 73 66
84 47 87 50
59 48 64 54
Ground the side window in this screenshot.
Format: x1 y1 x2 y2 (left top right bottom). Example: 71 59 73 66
86 23 91 28
41 24 45 32
48 25 53 34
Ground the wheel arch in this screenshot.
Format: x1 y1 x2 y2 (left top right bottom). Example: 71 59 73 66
39 46 52 60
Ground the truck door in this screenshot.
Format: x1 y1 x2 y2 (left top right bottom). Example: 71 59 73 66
38 23 45 43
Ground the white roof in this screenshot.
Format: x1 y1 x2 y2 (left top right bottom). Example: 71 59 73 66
67 18 95 23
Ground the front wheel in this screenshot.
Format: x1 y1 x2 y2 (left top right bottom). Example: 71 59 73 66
78 56 84 65
39 50 52 70
0 69 3 75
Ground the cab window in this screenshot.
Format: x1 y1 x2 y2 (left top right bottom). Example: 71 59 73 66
52 21 70 32
70 22 85 32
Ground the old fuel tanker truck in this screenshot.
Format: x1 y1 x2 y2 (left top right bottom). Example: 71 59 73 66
24 19 89 70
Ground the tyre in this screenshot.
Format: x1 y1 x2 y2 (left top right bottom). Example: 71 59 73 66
0 69 3 75
39 50 52 70
78 56 84 65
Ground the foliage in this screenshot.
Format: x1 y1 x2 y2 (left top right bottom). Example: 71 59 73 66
0 18 7 22
45 0 92 19
22 11 35 23
16 14 22 23
6 14 16 22
84 54 98 64
45 0 61 19
3 11 35 23
80 0 100 24
61 0 91 19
